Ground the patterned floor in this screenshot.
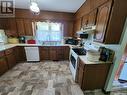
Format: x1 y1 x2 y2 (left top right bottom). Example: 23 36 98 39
0 61 126 95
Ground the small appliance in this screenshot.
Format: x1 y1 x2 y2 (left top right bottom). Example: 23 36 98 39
65 38 78 45
19 36 26 43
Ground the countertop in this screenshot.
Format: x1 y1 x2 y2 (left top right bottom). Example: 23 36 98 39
79 56 112 64
0 43 80 51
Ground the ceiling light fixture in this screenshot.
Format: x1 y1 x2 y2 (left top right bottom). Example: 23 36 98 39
30 0 40 15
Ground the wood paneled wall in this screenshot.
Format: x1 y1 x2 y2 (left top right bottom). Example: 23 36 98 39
0 9 74 37
15 9 74 37
15 9 74 21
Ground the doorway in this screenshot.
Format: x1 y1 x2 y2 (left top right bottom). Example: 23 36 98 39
112 44 127 90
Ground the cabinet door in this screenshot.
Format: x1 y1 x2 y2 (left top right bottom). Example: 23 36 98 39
39 47 50 60
6 53 16 69
50 49 57 60
6 19 18 37
24 19 33 36
74 18 82 35
0 19 8 29
82 15 89 27
88 9 98 26
94 1 112 43
82 64 111 90
77 60 85 87
14 47 26 62
0 57 8 76
50 47 57 60
63 21 74 37
94 0 108 8
56 47 64 60
63 46 70 60
16 19 26 36
78 67 84 87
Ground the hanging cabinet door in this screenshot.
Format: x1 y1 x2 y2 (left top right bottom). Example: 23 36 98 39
94 0 112 43
88 9 98 26
74 18 82 35
7 19 18 37
16 19 26 36
24 19 33 36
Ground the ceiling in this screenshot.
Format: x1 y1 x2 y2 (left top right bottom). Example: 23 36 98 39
15 0 86 13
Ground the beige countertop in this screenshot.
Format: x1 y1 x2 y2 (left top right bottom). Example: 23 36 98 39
0 43 80 51
79 56 112 64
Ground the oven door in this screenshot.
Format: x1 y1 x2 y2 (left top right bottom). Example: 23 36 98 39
69 50 78 80
70 54 76 69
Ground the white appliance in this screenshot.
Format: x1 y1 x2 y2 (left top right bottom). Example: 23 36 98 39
25 47 40 62
69 49 79 80
69 48 86 80
0 29 8 44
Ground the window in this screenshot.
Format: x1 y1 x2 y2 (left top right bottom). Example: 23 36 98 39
35 21 63 44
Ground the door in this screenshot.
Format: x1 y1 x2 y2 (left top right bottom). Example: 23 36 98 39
94 0 112 43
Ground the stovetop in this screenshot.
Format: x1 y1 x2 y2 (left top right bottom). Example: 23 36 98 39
72 48 86 55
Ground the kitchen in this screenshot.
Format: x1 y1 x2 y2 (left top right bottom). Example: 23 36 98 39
0 0 127 95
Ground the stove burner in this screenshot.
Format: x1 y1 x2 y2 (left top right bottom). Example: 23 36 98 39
72 48 86 55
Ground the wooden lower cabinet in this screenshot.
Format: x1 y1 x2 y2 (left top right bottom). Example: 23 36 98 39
76 58 111 90
39 46 70 61
0 51 8 76
50 47 58 60
39 47 50 60
5 48 16 69
14 47 26 62
63 46 70 60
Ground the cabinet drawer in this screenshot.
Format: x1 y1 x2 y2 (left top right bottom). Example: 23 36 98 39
5 48 13 55
0 51 5 57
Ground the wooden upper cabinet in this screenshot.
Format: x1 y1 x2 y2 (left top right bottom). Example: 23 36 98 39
74 18 82 35
94 0 112 43
63 21 74 37
90 0 108 10
6 19 18 37
0 19 8 29
24 19 33 36
16 19 33 36
16 19 26 36
82 15 89 28
94 0 108 8
88 9 98 26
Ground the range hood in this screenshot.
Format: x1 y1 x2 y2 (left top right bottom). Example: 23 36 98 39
77 26 96 34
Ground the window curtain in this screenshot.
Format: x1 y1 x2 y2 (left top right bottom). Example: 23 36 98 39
35 21 63 42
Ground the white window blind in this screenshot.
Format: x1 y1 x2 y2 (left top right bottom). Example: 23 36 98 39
36 22 63 42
